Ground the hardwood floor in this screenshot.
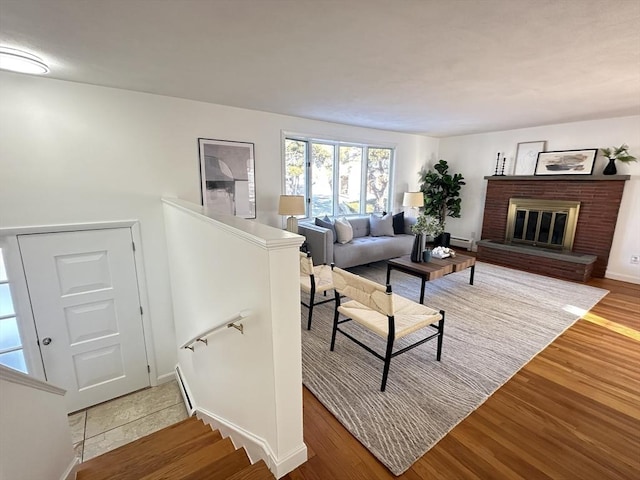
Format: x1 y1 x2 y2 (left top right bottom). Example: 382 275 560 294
285 277 640 480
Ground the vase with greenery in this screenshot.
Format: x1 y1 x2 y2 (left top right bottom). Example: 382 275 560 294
418 159 465 247
409 214 443 262
601 144 636 175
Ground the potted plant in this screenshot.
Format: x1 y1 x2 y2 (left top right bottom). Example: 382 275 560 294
601 144 636 175
418 159 465 247
410 214 443 262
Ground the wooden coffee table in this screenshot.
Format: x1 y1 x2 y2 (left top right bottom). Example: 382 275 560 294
386 253 476 304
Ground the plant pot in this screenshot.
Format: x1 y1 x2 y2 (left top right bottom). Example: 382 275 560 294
434 232 451 248
603 158 617 175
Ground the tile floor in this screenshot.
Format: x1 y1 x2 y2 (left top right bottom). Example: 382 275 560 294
68 380 189 462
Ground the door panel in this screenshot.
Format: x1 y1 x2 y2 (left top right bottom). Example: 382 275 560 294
18 228 149 412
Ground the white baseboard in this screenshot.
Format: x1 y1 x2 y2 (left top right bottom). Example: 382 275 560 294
196 408 307 479
605 270 640 284
60 455 80 480
156 371 177 385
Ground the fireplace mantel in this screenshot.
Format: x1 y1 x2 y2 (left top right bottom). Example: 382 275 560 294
484 175 630 181
478 175 629 281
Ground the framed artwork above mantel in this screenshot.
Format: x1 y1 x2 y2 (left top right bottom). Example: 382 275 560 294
514 141 546 175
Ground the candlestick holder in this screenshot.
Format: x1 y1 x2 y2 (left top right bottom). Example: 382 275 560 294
493 153 501 176
500 157 506 175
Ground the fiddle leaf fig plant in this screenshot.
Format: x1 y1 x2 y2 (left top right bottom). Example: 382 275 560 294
418 159 465 232
600 144 636 163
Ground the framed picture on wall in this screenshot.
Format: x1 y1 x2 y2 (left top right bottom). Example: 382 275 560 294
198 138 256 218
534 149 597 176
514 141 546 175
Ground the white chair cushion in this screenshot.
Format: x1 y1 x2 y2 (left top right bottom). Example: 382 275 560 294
338 295 441 339
300 264 334 294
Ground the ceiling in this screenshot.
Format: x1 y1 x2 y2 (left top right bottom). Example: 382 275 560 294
1 0 639 137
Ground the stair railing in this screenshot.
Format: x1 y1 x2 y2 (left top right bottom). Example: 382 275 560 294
180 310 250 351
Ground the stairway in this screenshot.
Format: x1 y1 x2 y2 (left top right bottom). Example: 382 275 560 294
76 416 275 480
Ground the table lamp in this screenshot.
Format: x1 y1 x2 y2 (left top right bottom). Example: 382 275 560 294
278 195 305 233
402 192 424 217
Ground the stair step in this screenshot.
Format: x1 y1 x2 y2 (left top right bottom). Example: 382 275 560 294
180 448 251 480
138 437 236 480
226 460 275 480
77 416 212 480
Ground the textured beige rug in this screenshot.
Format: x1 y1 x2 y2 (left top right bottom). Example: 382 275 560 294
300 261 608 475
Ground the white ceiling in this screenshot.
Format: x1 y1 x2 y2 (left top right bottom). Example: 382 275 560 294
1 0 639 137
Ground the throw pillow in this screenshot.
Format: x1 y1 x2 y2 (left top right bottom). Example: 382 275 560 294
392 211 405 234
315 215 337 242
334 216 354 244
370 213 395 237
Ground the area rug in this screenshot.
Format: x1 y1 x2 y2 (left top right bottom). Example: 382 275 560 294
300 261 608 475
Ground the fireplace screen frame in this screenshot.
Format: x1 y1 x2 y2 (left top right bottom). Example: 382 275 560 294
505 198 580 251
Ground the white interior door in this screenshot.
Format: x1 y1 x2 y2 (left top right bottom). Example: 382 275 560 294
18 228 150 412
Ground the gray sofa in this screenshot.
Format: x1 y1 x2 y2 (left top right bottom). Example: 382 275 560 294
298 215 416 268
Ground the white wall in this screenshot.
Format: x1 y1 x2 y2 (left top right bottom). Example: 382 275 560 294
438 115 640 283
0 367 76 480
0 71 439 378
162 199 306 477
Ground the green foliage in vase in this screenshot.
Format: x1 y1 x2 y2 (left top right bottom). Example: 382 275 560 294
600 144 637 163
418 159 465 231
411 214 443 237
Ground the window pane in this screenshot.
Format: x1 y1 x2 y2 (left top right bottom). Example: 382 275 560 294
0 317 21 351
0 284 14 317
525 211 538 241
0 250 7 282
284 139 307 197
539 212 552 243
338 146 362 214
0 349 27 374
366 148 391 213
553 213 567 245
514 210 526 239
310 143 335 217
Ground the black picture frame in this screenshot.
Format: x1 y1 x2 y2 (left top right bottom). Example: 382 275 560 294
534 149 597 176
198 138 256 218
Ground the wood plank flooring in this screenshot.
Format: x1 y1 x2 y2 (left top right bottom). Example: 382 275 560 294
285 277 640 480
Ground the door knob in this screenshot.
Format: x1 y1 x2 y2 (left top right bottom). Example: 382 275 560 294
42 337 52 346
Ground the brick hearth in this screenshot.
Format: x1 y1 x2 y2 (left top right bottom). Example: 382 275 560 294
479 175 629 280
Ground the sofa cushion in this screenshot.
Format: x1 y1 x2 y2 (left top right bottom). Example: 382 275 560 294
333 235 414 269
334 217 354 244
370 213 395 237
315 215 336 242
393 212 405 234
348 216 370 238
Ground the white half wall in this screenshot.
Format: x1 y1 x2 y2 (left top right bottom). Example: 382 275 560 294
162 199 306 478
0 366 77 480
0 71 438 379
438 115 640 283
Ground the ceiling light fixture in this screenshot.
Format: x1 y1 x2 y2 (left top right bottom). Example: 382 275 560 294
0 47 49 75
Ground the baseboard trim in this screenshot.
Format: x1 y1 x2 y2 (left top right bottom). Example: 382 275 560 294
156 371 177 385
605 270 640 284
60 455 80 480
196 407 307 479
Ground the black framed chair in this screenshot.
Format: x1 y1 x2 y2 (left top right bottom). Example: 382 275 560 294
299 252 334 330
330 267 445 391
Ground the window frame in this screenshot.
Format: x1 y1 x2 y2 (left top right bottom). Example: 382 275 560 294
282 132 395 218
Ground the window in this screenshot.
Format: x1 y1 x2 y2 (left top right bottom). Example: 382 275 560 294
284 136 393 217
0 248 27 373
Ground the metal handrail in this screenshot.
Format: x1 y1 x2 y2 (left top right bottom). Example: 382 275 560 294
180 310 250 351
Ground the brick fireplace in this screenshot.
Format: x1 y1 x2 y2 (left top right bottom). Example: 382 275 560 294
477 175 629 282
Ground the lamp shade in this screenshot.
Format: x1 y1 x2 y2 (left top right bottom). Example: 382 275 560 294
278 195 305 215
402 192 424 208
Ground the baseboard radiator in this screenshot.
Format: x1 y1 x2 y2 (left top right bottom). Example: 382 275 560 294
450 236 473 251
